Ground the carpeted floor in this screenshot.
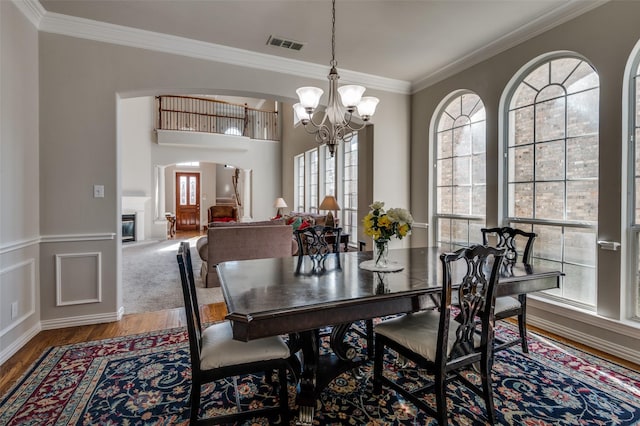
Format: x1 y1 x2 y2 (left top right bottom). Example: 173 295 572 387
122 236 224 314
2 322 640 425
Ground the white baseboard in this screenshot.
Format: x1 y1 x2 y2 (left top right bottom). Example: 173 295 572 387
529 315 640 365
40 311 121 330
0 322 41 366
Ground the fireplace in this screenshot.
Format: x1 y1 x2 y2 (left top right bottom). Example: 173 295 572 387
122 214 136 243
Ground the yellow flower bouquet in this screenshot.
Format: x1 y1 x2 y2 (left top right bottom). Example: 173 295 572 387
363 201 413 267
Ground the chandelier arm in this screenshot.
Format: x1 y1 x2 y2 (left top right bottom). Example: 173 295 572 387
344 121 368 132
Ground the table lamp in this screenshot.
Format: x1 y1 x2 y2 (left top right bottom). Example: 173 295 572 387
319 195 340 228
274 197 288 217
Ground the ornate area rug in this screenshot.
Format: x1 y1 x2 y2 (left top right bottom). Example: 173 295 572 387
2 323 640 425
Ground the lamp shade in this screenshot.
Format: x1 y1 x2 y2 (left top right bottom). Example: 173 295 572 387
319 195 340 211
296 87 324 110
293 103 308 124
338 85 365 108
274 197 288 208
357 96 380 119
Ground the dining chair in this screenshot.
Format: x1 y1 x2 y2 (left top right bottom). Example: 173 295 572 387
481 226 536 353
177 241 291 425
373 244 505 425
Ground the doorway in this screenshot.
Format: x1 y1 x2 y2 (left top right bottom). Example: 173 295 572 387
176 172 200 231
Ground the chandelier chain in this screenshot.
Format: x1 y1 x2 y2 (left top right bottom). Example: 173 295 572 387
331 0 337 67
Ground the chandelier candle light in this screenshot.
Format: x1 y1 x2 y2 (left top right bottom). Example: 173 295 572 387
293 0 379 157
361 201 413 271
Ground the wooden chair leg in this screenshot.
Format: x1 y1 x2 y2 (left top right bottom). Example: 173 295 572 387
373 337 384 394
518 294 529 353
481 353 496 425
434 371 448 425
190 382 201 424
366 319 374 358
278 365 290 424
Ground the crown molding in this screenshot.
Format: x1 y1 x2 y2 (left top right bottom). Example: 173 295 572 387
410 0 609 93
34 8 411 95
11 0 45 28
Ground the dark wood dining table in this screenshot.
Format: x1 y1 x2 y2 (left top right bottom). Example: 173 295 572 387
217 246 562 425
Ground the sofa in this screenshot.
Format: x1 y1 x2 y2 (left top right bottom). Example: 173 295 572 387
196 220 295 287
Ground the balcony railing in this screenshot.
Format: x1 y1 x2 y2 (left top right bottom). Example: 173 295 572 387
156 95 280 141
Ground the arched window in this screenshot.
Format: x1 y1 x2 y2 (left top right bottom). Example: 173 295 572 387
506 55 599 309
434 92 486 247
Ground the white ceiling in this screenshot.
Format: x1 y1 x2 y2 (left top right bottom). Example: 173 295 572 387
37 0 605 91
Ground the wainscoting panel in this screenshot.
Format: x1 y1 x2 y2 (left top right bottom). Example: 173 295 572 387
55 252 102 306
0 259 36 338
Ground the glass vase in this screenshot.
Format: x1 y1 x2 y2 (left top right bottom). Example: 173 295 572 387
373 238 390 268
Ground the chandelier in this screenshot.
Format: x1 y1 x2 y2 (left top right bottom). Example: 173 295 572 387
293 0 379 157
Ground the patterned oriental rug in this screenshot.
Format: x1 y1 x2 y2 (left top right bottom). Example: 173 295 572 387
2 323 640 425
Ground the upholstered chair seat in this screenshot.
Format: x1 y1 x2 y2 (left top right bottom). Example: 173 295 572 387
200 322 290 370
375 311 480 362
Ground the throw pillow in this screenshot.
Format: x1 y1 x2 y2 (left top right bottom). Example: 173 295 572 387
290 217 303 231
298 220 311 230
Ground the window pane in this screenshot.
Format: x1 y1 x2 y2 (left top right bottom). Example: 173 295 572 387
563 263 596 305
469 222 485 244
437 218 452 243
438 187 452 214
471 121 486 153
453 156 471 185
453 186 471 215
537 259 563 297
472 153 486 184
524 62 549 91
189 176 196 205
452 219 469 245
550 57 581 85
509 146 534 182
535 97 566 142
437 131 452 159
566 180 598 222
564 228 596 266
535 141 565 181
567 89 599 136
437 159 453 186
565 61 599 93
472 184 486 216
453 125 472 156
510 183 533 218
535 182 565 220
510 107 534 146
180 176 187 205
511 83 537 109
567 136 598 179
532 224 563 262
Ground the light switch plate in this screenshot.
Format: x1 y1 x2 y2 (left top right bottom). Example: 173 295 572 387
94 185 105 198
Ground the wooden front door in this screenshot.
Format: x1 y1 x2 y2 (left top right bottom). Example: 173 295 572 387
176 172 200 231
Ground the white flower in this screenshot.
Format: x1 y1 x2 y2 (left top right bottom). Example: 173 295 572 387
386 208 414 225
370 201 385 211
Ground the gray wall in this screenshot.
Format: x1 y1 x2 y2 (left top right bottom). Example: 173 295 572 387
0 1 41 362
411 1 640 360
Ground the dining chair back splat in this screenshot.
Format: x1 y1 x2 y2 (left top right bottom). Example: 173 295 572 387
481 226 536 353
373 244 506 425
294 224 342 255
177 241 291 425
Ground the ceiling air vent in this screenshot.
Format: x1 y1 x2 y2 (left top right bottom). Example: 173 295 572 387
266 35 304 51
